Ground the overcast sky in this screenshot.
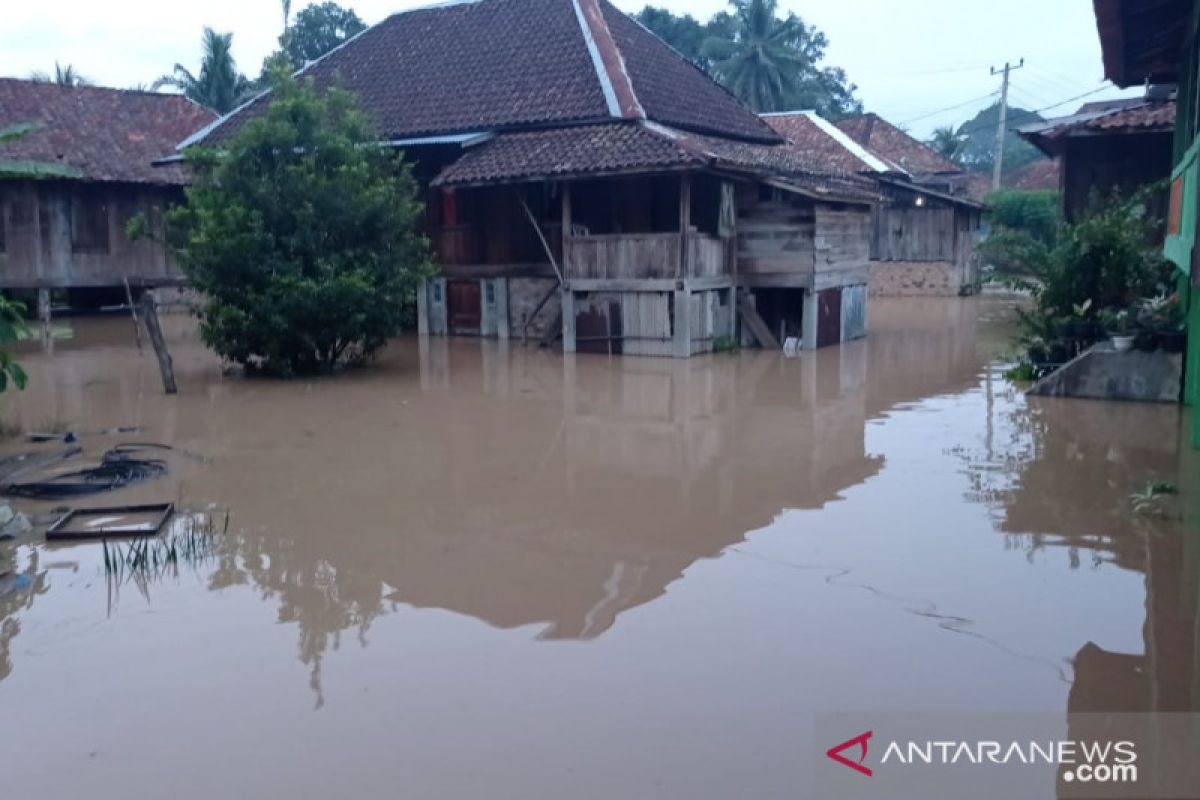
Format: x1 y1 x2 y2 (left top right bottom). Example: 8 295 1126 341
0 0 1140 138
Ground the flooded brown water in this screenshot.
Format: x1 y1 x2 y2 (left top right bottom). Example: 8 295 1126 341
0 297 1196 799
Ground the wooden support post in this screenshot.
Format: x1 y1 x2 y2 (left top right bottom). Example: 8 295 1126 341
561 183 573 281
37 288 51 344
139 293 178 394
678 175 692 279
673 288 692 359
561 289 577 354
123 277 144 351
802 289 819 351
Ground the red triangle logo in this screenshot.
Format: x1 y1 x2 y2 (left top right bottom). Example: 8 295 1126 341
826 731 874 777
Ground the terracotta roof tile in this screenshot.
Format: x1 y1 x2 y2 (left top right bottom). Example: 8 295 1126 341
193 0 780 150
434 120 879 202
0 79 215 184
836 113 963 176
761 112 896 174
598 0 780 143
433 123 698 185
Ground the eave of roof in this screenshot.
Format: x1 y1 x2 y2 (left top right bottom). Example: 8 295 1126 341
1094 0 1189 87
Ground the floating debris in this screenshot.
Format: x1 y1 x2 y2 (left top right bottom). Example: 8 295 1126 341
47 503 175 541
4 444 170 500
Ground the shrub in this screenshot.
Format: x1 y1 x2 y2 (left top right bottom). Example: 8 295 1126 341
166 70 433 376
985 189 1060 245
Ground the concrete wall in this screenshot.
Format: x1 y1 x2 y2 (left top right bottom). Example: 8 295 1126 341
869 260 971 297
1031 344 1183 404
0 180 184 289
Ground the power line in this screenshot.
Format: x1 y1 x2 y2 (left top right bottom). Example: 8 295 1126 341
899 91 1001 126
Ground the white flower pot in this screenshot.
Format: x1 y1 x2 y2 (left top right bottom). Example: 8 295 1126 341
1111 335 1135 353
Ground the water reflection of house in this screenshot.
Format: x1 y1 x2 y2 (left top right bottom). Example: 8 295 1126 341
764 112 985 298
0 80 215 306
172 0 877 356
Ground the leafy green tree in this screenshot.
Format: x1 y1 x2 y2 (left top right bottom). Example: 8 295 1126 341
282 2 367 66
165 72 432 376
29 63 90 86
636 1 860 117
154 28 255 114
928 126 963 162
0 299 29 393
954 102 1044 177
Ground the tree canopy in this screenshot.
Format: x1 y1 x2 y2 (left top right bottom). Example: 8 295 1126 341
154 28 255 114
636 0 860 117
953 102 1045 177
29 63 90 86
164 71 432 375
281 2 367 66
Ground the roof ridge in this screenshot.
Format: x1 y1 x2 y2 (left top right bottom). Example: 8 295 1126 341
798 111 896 174
572 0 645 120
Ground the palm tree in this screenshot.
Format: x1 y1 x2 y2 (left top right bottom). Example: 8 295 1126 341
929 126 964 162
701 0 808 112
153 28 254 115
29 63 91 86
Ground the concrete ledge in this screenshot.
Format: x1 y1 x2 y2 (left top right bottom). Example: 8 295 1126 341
1029 343 1183 403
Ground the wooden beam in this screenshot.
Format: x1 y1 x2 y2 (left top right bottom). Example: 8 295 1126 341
139 293 178 395
561 182 573 280
737 292 781 350
678 174 691 279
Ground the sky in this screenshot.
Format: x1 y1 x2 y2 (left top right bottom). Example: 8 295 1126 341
0 0 1142 139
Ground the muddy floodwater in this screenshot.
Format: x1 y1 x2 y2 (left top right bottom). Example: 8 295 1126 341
0 297 1196 799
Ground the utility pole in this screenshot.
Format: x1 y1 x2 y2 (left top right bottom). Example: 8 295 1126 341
990 59 1025 191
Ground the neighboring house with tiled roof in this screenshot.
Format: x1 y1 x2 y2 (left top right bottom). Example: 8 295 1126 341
836 113 967 185
764 111 985 298
1009 159 1062 192
0 79 215 299
176 0 876 356
1019 97 1174 222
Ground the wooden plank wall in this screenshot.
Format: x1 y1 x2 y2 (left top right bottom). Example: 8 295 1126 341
0 180 183 289
568 234 680 279
736 189 816 275
689 235 727 278
871 206 956 263
815 206 872 273
620 292 674 357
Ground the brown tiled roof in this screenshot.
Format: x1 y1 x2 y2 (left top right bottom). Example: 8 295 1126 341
1018 100 1174 158
761 111 899 174
0 79 215 184
190 0 781 150
1076 100 1175 132
432 123 696 185
1009 159 1061 191
434 120 879 203
598 1 779 142
836 113 963 176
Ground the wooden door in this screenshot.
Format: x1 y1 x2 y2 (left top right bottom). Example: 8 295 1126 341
817 288 843 349
447 280 482 336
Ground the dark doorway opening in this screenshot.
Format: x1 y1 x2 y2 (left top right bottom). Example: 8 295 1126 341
753 288 805 344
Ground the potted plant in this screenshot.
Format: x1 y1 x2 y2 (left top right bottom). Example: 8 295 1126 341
1139 293 1187 353
1100 307 1135 352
